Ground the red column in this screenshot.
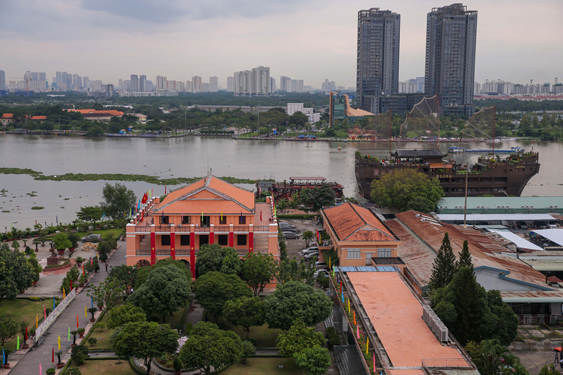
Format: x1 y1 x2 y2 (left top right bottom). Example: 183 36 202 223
228 224 234 247
150 231 156 266
190 228 195 278
249 232 254 253
170 234 176 260
209 224 215 245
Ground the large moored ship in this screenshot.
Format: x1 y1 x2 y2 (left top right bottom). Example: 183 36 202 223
354 96 540 200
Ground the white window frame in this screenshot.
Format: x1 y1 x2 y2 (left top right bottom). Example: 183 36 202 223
378 248 392 258
365 252 372 265
347 248 361 259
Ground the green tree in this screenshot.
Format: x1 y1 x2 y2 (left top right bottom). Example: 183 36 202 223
220 247 242 275
302 231 314 246
240 340 256 365
0 244 35 301
100 183 136 220
76 206 102 230
195 244 240 276
194 272 252 319
480 290 518 345
464 341 484 374
240 252 277 296
369 169 443 212
0 317 19 347
429 233 457 290
87 124 104 137
222 296 265 339
538 364 559 375
53 232 72 251
113 321 179 375
70 345 89 366
87 278 126 312
299 185 336 212
134 257 191 289
289 111 308 128
128 265 191 322
108 265 138 296
481 339 510 375
276 320 325 357
264 281 332 331
107 304 146 329
179 322 243 375
294 346 332 375
457 240 473 271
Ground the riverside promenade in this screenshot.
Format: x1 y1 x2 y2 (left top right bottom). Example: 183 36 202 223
9 242 127 375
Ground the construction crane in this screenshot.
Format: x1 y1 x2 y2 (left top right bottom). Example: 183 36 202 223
9 76 32 95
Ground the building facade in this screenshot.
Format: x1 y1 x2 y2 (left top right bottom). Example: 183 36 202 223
0 70 5 90
227 76 234 92
209 76 219 92
425 3 477 117
125 175 279 276
356 8 401 111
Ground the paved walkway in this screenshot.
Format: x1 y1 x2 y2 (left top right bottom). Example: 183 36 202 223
9 240 127 375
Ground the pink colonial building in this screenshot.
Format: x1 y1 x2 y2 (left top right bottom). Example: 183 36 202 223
126 175 279 276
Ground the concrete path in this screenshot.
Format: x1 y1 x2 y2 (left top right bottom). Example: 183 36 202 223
9 240 127 375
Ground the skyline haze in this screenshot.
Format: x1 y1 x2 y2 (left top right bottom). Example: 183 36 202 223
0 0 562 89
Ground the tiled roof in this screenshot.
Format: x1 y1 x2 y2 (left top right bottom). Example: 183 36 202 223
1 113 14 119
31 116 47 120
156 175 255 214
348 272 468 368
323 203 396 242
395 210 553 289
67 109 124 117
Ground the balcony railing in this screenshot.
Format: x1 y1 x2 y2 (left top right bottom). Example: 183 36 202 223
133 225 270 233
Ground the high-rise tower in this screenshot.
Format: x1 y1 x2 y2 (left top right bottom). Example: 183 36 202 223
425 3 477 116
356 8 400 111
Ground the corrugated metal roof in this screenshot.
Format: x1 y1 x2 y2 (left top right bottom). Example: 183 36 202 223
335 266 398 273
531 229 563 246
438 213 557 222
437 197 563 214
489 230 543 251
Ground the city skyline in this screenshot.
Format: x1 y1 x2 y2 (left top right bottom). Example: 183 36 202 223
1 0 561 88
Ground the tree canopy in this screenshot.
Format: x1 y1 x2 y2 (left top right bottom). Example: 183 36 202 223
76 206 103 227
369 169 443 212
276 320 326 357
294 346 332 375
128 265 191 322
112 321 179 375
179 322 243 375
429 232 457 290
100 183 136 220
194 272 252 319
195 244 240 276
0 243 34 301
222 296 265 339
264 281 332 331
299 185 336 212
240 252 277 296
107 304 146 329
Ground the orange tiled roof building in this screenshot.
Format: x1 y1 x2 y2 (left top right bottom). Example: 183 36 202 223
126 175 279 276
321 203 401 267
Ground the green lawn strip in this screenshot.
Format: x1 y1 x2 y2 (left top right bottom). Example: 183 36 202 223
218 319 282 348
73 359 137 375
87 312 115 350
0 299 47 352
74 228 124 240
220 357 304 375
163 305 186 331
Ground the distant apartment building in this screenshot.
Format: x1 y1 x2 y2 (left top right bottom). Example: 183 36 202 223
156 76 167 90
202 83 210 92
398 77 424 94
0 70 5 90
270 77 276 93
186 80 193 93
146 81 155 92
209 76 219 92
425 3 477 116
130 75 139 92
234 67 271 95
287 103 320 123
356 8 401 111
227 76 234 92
192 76 202 93
322 79 336 92
279 76 304 93
139 75 147 92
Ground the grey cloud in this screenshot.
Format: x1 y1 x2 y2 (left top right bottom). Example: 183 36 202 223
80 0 309 23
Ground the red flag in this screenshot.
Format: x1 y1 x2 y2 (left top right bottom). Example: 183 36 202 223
90 258 93 266
25 326 28 341
140 211 144 222
70 280 73 289
52 347 54 362
141 193 148 204
77 315 79 328
260 211 262 221
82 265 85 275
165 186 167 194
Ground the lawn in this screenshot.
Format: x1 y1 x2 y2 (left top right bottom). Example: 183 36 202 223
74 228 124 240
219 319 283 347
165 304 187 331
221 358 305 375
0 299 48 351
87 313 114 350
73 359 136 375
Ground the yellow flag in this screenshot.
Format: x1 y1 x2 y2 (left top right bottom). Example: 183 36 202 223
63 288 66 299
58 335 61 350
85 305 87 318
329 257 331 269
347 298 350 313
221 211 223 221
366 338 369 354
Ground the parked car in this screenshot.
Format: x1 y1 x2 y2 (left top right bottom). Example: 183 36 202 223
533 221 549 229
315 261 328 270
281 227 299 234
279 222 296 229
301 246 319 255
516 221 528 229
81 234 102 243
303 252 319 261
283 231 299 239
314 269 329 278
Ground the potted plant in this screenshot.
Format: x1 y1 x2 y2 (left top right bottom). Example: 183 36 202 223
173 357 183 375
53 233 72 256
46 367 56 375
88 307 98 322
68 232 80 253
30 327 36 337
39 235 47 247
55 350 65 368
76 256 84 266
96 300 104 311
77 328 85 338
78 274 88 287
99 251 108 262
2 349 10 368
70 330 78 347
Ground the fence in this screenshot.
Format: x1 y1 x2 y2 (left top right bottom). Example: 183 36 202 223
34 289 77 344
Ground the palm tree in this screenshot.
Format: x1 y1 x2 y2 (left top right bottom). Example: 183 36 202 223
481 339 508 375
302 231 314 246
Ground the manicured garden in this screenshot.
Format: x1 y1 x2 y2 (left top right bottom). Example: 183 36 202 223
220 319 283 348
0 298 49 351
71 359 137 375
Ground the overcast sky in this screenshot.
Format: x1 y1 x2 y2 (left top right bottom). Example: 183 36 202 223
1 0 562 89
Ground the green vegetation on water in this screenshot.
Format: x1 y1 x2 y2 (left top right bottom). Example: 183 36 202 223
0 167 269 185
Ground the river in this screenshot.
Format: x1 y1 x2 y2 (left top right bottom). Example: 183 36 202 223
0 134 562 229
